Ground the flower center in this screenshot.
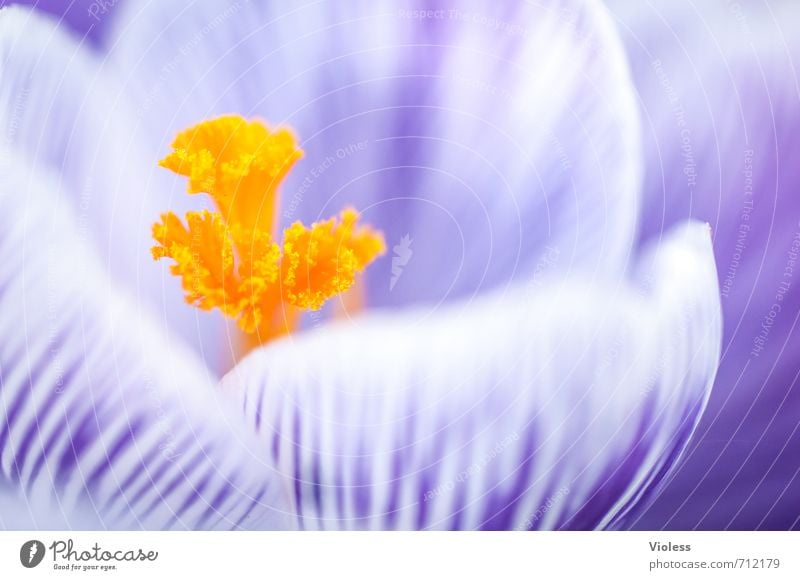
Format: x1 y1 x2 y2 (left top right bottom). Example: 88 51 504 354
152 115 385 343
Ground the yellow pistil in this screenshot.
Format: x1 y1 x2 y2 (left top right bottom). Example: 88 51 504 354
152 115 385 342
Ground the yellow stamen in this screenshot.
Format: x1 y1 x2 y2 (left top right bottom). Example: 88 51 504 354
152 115 385 342
281 208 385 310
159 114 303 234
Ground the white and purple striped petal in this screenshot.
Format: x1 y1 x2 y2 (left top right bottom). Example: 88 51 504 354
221 221 721 530
0 158 292 530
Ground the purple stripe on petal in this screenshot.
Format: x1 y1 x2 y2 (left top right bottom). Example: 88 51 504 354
310 425 324 529
11 361 83 481
137 447 207 524
116 432 196 521
164 466 216 530
98 440 163 514
480 427 537 531
196 480 236 530
291 405 305 530
334 455 346 528
54 400 109 485
0 334 65 459
231 486 269 530
84 418 145 491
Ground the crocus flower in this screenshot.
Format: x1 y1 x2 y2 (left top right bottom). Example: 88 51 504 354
1 0 735 530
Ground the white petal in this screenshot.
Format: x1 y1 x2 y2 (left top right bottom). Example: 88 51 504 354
0 157 292 529
107 0 643 306
0 6 233 375
221 221 721 529
0 485 101 530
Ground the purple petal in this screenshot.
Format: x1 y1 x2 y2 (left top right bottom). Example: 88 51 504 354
107 0 643 311
221 222 720 530
607 0 800 530
0 159 292 529
2 0 109 44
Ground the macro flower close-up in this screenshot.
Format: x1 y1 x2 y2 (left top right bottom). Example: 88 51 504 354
0 0 796 534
